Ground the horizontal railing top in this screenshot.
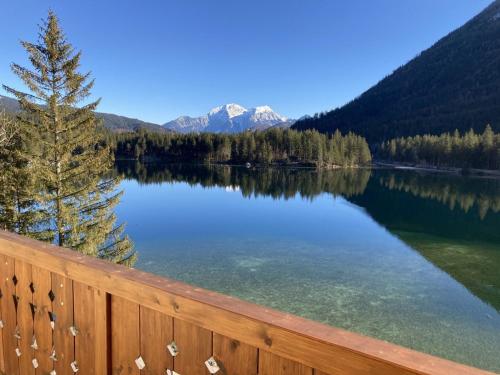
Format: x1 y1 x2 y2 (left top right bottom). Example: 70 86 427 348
0 230 494 375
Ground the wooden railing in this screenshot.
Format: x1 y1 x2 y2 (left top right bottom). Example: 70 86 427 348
0 230 494 375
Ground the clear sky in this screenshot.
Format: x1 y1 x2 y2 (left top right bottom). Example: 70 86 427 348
0 0 493 124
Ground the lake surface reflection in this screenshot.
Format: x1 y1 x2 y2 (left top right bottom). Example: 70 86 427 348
114 162 500 372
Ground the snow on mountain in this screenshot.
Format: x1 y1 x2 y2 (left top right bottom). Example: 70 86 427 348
208 103 247 118
163 104 292 134
163 115 209 133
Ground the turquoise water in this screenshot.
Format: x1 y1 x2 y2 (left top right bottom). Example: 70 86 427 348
114 163 500 372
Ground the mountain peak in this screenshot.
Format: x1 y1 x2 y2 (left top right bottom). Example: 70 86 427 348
251 105 288 121
254 105 273 113
164 103 293 133
208 103 247 118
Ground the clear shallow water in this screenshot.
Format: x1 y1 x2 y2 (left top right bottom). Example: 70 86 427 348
114 163 500 372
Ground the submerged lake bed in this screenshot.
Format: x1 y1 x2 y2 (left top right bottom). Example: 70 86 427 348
115 162 500 372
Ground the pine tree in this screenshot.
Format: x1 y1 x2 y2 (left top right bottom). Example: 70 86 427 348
0 112 44 235
3 12 136 265
481 124 494 168
0 109 16 147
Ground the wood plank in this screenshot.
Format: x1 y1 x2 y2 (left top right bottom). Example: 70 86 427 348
0 297 3 375
0 255 19 375
15 261 34 375
139 306 173 375
32 266 53 375
74 282 97 375
259 350 313 375
213 333 258 375
94 288 109 375
0 258 5 374
173 318 212 375
51 273 74 374
111 295 139 375
0 231 494 375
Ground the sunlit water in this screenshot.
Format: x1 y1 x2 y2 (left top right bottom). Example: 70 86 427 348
114 163 500 372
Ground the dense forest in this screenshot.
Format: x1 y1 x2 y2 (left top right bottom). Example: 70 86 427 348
293 1 500 143
377 126 499 170
110 128 372 168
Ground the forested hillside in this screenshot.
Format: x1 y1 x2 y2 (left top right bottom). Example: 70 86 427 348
0 94 166 133
294 1 500 143
110 128 372 168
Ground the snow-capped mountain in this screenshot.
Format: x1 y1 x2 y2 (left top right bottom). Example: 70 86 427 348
163 104 293 133
163 115 209 133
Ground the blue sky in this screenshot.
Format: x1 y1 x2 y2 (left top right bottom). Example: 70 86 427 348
0 0 492 124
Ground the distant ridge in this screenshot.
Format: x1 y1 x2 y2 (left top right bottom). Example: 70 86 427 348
163 103 294 133
0 94 167 133
293 0 500 143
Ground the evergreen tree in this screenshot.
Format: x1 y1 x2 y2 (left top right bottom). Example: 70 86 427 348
378 126 499 170
0 112 44 235
110 127 372 168
0 110 16 147
3 12 135 265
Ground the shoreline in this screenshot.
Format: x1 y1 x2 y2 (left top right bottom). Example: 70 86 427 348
115 158 499 177
114 157 368 170
374 161 500 178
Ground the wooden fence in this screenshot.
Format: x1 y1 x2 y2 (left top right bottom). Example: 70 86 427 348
0 230 494 375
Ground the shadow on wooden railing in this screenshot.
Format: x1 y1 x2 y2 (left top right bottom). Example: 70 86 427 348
0 230 494 375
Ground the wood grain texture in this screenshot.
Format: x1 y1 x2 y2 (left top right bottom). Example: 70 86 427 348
111 295 139 375
51 273 74 374
15 261 34 375
74 282 97 375
0 284 4 375
173 318 212 375
32 266 53 375
0 255 18 375
94 288 109 375
259 350 313 375
0 231 495 375
0 257 6 374
139 306 173 374
0 256 4 375
213 333 258 375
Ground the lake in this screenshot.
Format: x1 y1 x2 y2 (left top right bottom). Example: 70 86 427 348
114 162 500 372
